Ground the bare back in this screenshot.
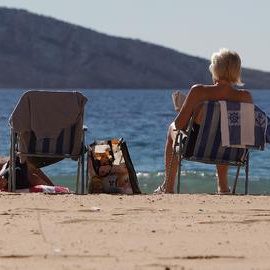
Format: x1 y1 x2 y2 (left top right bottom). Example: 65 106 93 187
174 83 253 130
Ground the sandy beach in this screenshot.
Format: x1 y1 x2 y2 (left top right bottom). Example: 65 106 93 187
1 193 270 269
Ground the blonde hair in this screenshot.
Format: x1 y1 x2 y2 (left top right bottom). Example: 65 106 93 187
209 48 244 86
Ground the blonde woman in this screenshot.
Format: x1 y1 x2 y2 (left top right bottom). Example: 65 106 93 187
155 48 253 194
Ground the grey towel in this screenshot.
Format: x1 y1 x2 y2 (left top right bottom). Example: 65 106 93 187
10 90 87 140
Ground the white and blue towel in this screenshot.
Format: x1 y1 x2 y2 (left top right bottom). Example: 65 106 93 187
220 101 269 150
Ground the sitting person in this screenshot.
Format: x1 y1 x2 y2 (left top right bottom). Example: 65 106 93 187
0 157 54 191
155 48 253 194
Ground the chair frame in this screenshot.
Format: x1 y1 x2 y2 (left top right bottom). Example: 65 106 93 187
8 126 87 194
170 102 250 195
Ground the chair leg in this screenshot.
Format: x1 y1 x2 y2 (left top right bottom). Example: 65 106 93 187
176 156 182 194
232 166 241 195
9 128 16 192
80 148 85 195
245 154 250 195
80 127 87 194
76 156 81 194
86 153 90 193
76 127 87 195
176 133 183 194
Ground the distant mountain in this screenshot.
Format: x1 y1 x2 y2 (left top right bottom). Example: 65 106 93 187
0 7 270 89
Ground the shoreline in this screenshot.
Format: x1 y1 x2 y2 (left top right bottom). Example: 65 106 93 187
1 193 270 269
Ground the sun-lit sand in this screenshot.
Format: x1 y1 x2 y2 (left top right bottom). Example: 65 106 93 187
1 193 270 269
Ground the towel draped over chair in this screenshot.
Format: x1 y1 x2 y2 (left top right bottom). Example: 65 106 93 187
8 90 88 193
9 91 87 165
219 101 269 150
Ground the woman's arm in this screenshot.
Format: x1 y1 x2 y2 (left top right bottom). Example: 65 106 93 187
174 85 203 130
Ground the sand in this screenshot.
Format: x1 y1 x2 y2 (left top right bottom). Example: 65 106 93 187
1 193 270 270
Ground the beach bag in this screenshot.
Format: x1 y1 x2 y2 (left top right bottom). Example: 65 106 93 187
87 138 141 194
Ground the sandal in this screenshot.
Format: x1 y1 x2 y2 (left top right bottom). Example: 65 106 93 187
217 187 231 195
153 185 165 194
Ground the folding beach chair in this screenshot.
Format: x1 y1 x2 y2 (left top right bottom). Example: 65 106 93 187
171 100 268 195
8 90 88 194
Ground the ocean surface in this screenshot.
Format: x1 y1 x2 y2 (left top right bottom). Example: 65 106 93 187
1 89 270 194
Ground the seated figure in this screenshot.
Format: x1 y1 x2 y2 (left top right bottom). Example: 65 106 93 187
0 158 54 191
155 48 253 194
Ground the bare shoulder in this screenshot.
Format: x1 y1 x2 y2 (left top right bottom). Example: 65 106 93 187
189 84 214 100
188 84 205 96
190 84 204 91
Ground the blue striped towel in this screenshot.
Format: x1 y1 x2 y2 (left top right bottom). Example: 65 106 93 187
190 101 247 163
220 101 269 150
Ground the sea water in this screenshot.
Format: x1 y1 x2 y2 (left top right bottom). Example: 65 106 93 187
0 89 270 194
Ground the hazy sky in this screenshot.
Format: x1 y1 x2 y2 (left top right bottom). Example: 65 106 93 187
0 0 269 71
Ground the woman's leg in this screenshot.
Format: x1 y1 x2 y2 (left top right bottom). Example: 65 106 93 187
216 164 230 193
27 162 54 186
159 123 178 193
